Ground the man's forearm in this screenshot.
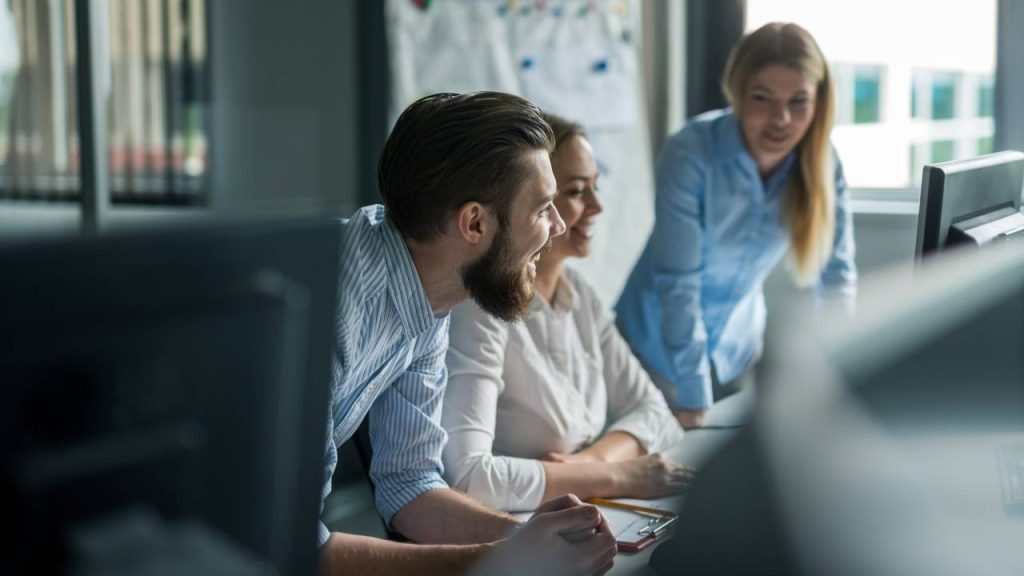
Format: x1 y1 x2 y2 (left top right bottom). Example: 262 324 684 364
321 532 492 576
391 488 522 544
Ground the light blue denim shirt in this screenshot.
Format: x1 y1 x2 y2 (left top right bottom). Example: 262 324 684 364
615 109 856 410
318 205 450 546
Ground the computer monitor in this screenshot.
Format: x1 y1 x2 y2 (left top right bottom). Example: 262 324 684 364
653 241 1024 575
0 216 341 575
915 150 1024 259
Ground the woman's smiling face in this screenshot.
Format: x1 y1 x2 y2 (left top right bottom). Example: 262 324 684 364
549 135 602 260
738 64 818 176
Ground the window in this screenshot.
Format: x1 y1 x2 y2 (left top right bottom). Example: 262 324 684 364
911 83 918 118
930 140 955 163
909 145 918 182
747 0 997 191
853 66 882 124
908 139 960 183
833 63 883 125
0 0 208 205
977 75 994 117
930 72 957 120
977 136 994 155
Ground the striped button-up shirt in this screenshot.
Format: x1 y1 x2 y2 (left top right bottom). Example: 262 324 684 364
318 205 450 546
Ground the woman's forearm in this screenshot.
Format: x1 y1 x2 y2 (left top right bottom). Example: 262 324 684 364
572 430 644 463
539 461 620 502
540 455 692 503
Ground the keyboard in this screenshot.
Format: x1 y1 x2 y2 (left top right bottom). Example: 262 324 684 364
996 444 1024 514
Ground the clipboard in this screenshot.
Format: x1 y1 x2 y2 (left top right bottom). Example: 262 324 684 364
588 498 678 553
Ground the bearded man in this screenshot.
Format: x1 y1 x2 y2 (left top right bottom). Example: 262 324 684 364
318 92 617 576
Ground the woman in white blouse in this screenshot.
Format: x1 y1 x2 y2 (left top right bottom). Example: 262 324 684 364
442 113 693 512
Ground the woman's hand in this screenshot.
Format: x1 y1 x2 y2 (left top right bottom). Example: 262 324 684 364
674 408 707 429
610 454 696 499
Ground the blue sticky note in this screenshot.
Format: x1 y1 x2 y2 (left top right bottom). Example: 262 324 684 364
521 57 534 70
593 59 609 73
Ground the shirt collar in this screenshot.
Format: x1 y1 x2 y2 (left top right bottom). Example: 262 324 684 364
528 270 579 315
764 153 797 195
380 216 436 339
716 108 797 196
715 109 748 162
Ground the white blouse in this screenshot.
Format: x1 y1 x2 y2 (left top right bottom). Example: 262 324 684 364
442 267 684 511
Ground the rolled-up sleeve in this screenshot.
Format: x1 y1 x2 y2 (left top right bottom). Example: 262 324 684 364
815 151 858 313
651 132 714 409
442 301 547 511
366 320 451 524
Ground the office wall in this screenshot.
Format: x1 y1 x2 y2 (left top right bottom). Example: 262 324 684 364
208 0 360 216
848 212 919 273
764 211 919 323
996 0 1024 152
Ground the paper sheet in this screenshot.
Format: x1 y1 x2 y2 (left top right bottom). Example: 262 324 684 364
594 500 674 542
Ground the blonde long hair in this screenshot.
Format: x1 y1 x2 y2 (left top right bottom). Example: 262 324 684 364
722 22 835 285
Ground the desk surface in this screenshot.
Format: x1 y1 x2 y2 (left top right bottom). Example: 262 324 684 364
605 390 752 575
330 390 753 570
608 391 1024 575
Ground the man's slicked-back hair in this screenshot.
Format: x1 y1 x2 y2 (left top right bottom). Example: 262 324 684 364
377 92 555 242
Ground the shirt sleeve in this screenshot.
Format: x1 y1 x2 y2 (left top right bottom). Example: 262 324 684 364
651 130 715 409
815 150 858 314
589 286 684 453
317 400 337 547
441 300 547 512
586 279 685 453
366 319 451 525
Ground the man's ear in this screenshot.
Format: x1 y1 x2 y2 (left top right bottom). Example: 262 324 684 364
455 201 491 246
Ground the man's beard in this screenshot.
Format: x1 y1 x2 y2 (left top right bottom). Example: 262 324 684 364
461 225 549 322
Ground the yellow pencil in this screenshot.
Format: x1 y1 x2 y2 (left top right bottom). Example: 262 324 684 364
587 498 674 518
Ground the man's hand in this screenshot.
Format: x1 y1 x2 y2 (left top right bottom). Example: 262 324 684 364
471 494 617 576
674 408 707 429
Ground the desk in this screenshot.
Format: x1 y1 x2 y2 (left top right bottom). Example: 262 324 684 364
330 390 753 572
771 426 1024 575
609 391 1024 575
605 429 737 575
605 390 753 575
513 391 752 574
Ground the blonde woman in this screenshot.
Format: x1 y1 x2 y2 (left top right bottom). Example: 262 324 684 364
441 114 691 513
616 22 857 428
